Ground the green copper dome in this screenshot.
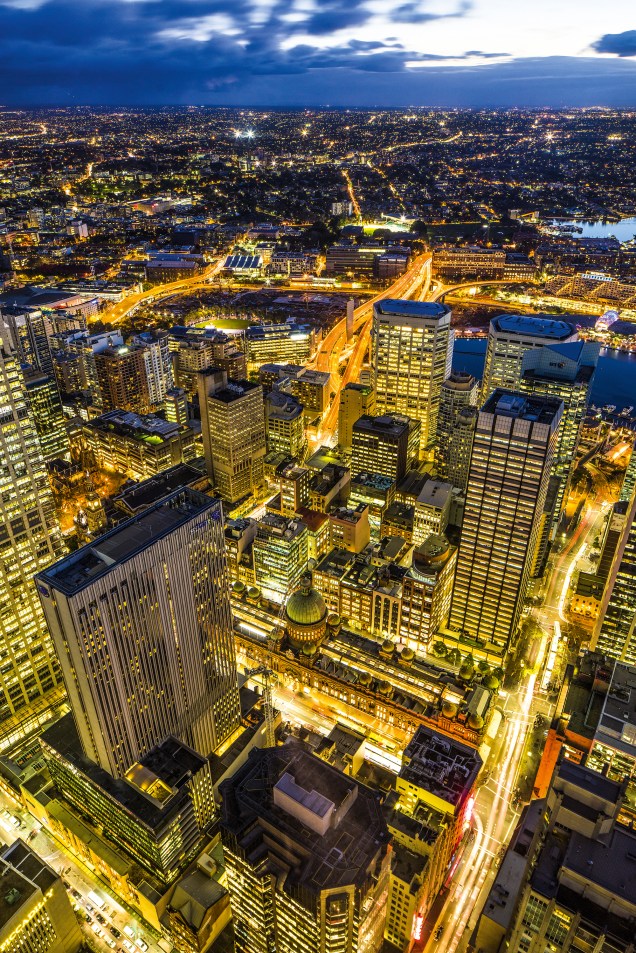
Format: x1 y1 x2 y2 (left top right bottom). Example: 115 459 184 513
285 577 327 627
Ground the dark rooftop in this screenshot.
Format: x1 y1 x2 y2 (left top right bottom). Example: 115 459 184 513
40 714 205 831
376 299 450 319
481 389 564 426
37 488 218 596
353 414 413 438
0 872 30 929
492 314 577 339
400 726 481 809
220 740 389 894
596 661 636 755
532 821 636 925
555 758 624 804
113 464 206 515
211 380 260 403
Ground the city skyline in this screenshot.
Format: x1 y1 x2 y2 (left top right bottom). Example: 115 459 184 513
1 0 636 106
2 96 636 953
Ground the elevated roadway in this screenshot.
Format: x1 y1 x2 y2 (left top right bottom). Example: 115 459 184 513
95 257 223 326
313 252 432 443
431 278 535 302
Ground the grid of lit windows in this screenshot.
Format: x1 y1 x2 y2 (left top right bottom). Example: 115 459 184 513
0 348 66 736
449 393 562 655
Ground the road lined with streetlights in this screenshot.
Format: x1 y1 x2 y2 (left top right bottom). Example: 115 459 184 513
95 257 224 326
0 791 163 953
313 252 432 443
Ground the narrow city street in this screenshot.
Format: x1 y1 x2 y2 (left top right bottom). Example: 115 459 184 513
0 789 165 953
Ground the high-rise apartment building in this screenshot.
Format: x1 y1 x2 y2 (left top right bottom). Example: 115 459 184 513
592 492 636 665
401 536 457 653
481 314 578 399
0 343 66 745
169 326 246 396
199 378 266 504
1 306 54 375
36 489 241 778
220 740 391 953
279 466 311 518
445 406 478 492
413 479 453 544
24 371 69 461
130 330 173 408
266 390 306 461
597 500 631 582
448 391 562 658
253 514 309 601
372 299 453 452
351 413 420 482
518 340 600 569
164 386 189 426
94 344 155 415
436 371 478 482
338 382 376 450
51 329 123 413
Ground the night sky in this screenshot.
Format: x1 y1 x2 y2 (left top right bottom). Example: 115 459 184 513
1 0 636 106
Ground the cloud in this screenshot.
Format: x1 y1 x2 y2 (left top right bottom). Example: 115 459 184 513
593 31 636 57
392 0 471 24
0 0 634 106
0 0 485 102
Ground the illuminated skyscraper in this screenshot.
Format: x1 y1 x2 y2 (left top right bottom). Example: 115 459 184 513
592 493 636 666
338 382 376 450
444 406 478 493
351 413 420 482
36 489 241 778
481 314 578 400
130 330 173 408
220 740 391 953
1 305 54 375
0 340 66 745
436 372 478 484
24 371 69 462
518 340 599 572
253 514 309 601
170 325 246 395
94 344 154 415
164 386 189 426
266 390 306 460
448 391 562 658
372 300 453 453
199 377 266 504
51 329 123 413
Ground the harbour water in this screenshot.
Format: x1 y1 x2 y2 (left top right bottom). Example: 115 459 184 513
550 216 636 243
452 340 636 412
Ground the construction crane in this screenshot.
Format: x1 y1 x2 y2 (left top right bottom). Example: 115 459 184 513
245 664 277 748
243 583 290 748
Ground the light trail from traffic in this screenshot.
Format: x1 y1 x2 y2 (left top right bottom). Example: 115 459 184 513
342 169 362 218
95 256 223 326
423 688 532 953
313 252 432 443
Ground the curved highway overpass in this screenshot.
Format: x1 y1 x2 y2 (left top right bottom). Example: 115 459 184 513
314 252 432 443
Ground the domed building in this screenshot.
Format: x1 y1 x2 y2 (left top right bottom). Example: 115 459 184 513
285 574 328 649
411 533 453 575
